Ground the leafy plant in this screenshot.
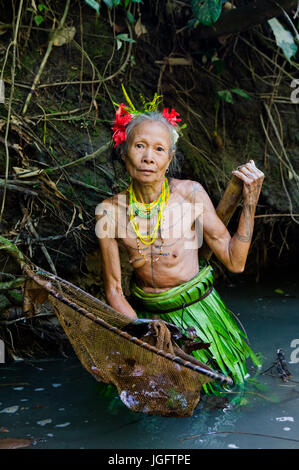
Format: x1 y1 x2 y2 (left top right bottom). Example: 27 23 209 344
214 88 251 137
217 88 251 104
190 0 224 27
84 0 142 18
268 18 298 61
116 33 136 50
27 2 49 26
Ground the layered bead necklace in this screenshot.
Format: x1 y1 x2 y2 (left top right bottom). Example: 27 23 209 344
128 177 170 262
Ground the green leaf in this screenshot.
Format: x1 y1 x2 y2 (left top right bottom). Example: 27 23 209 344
191 0 223 27
275 288 284 295
38 3 49 12
217 89 234 104
127 10 135 24
34 15 44 26
268 18 298 61
231 88 251 99
116 33 136 43
84 0 100 14
103 0 121 7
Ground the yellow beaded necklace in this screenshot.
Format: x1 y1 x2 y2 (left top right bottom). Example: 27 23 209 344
128 177 170 245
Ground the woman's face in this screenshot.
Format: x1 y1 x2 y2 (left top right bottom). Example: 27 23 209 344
122 120 173 184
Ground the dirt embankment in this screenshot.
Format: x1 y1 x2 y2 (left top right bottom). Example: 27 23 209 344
0 2 298 304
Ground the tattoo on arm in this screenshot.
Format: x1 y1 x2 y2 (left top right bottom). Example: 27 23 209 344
236 203 254 243
236 232 252 243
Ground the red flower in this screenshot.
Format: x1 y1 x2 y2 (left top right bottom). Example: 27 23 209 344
162 107 181 126
111 103 132 147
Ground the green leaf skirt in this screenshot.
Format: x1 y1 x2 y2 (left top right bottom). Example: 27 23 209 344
130 262 262 394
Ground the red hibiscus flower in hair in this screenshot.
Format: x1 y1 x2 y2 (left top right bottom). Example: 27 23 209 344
112 103 132 147
162 107 181 126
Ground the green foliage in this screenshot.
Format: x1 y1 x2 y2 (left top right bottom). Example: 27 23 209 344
27 2 49 26
37 3 48 12
139 92 163 112
268 18 298 61
85 0 100 15
217 88 251 104
190 0 223 27
116 33 136 50
34 15 44 26
84 0 142 17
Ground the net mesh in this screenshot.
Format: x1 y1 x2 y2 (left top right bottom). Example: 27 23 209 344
23 264 232 417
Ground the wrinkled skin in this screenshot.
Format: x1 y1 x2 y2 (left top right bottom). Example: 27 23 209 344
96 120 264 320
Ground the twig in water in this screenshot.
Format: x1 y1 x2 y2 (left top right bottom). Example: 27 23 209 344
179 430 299 443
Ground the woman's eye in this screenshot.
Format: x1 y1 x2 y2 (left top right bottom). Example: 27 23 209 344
136 143 143 149
157 147 164 152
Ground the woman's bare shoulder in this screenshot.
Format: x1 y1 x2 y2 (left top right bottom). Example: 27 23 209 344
95 189 128 215
170 178 205 200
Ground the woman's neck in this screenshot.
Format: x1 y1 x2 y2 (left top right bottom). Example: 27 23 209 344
132 178 166 204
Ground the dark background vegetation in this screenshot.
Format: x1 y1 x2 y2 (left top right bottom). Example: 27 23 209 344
0 0 298 356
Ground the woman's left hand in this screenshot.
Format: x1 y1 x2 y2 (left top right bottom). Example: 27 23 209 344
232 160 264 206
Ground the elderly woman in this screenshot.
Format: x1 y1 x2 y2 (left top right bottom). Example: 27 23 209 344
95 104 264 390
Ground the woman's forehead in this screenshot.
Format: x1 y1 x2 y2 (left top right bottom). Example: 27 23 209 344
129 120 171 144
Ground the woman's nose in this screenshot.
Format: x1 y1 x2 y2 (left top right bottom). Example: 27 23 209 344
141 148 154 163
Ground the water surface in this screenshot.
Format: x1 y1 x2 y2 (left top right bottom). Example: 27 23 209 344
1 276 299 449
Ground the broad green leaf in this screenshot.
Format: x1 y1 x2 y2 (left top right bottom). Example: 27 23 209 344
127 10 135 24
103 0 113 7
191 0 223 27
217 89 234 104
268 18 298 61
231 88 251 99
84 0 100 14
34 15 44 26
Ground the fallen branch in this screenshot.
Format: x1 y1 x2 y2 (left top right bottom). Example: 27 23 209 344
197 0 297 40
20 203 57 275
179 430 299 443
44 140 111 174
68 177 114 196
0 179 38 197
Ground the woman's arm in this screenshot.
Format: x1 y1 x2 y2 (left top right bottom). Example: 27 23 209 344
96 202 137 320
195 160 264 272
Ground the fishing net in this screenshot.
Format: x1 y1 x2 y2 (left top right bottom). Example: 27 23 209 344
21 263 232 417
